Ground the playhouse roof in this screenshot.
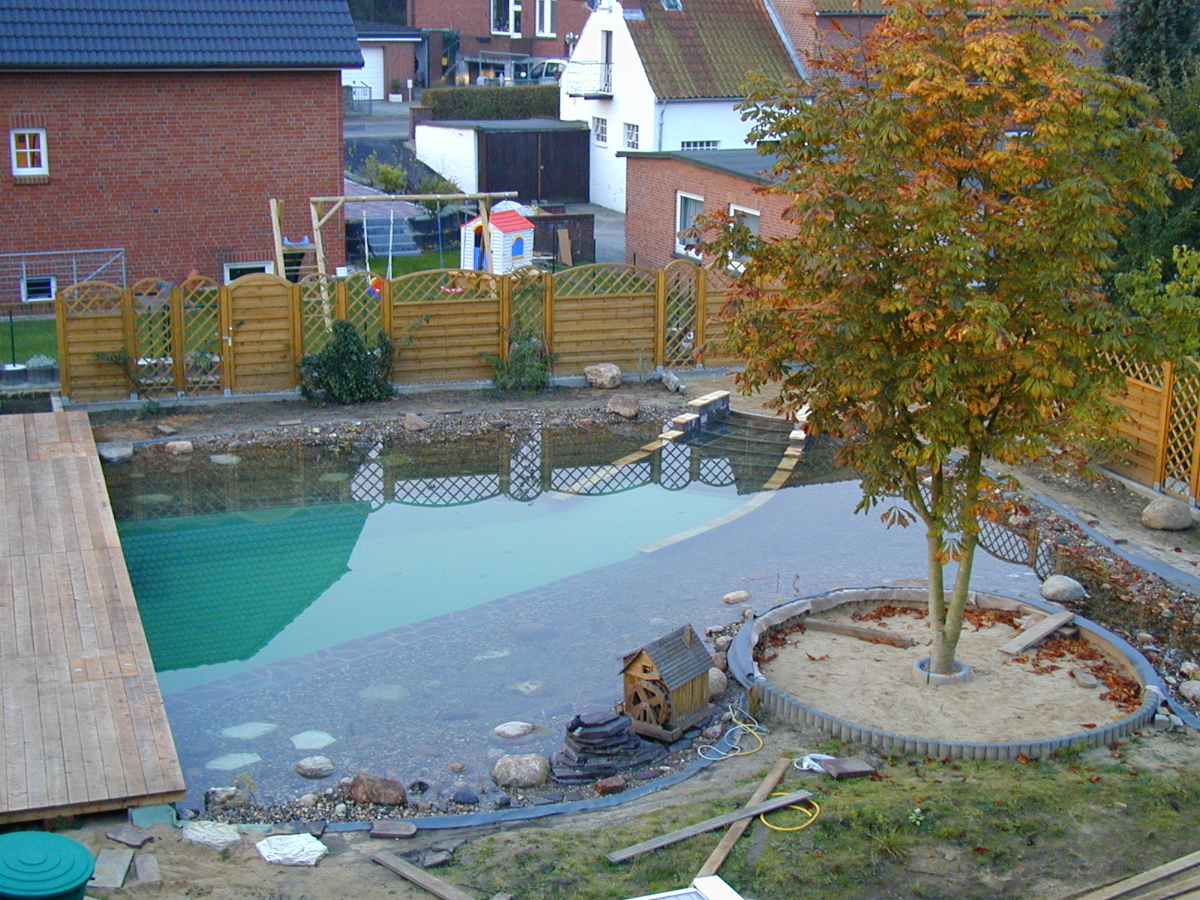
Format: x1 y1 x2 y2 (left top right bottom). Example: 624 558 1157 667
465 209 536 233
624 624 712 690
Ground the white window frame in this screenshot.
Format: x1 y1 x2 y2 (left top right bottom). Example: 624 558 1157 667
624 122 639 150
492 0 522 36
21 274 56 303
592 116 608 145
675 191 704 258
10 128 48 176
680 140 720 151
223 261 275 283
536 0 557 36
727 203 760 271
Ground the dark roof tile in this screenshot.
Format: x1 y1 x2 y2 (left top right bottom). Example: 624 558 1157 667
0 0 363 70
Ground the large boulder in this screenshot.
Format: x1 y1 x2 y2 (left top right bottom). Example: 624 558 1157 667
1039 575 1086 604
1142 497 1194 531
490 753 550 789
606 394 640 419
585 363 622 389
346 773 406 806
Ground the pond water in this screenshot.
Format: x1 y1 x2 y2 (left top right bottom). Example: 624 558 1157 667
104 420 1045 810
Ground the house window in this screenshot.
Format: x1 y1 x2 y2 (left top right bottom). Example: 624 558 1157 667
662 0 683 9
536 0 557 36
624 122 639 150
681 140 720 151
675 191 704 257
21 274 55 303
493 0 522 35
593 117 608 145
512 236 526 259
728 204 760 269
223 261 275 283
10 128 48 176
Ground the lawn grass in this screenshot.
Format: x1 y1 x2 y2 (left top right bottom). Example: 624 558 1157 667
368 250 461 276
0 314 57 364
450 744 1200 900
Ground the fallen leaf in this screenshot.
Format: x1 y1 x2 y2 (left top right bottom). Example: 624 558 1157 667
1080 723 1097 729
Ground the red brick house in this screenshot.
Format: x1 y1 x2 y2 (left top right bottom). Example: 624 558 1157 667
623 148 789 270
411 0 592 84
0 0 362 306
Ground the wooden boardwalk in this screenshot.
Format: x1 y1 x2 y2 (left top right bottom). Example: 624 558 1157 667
0 412 185 823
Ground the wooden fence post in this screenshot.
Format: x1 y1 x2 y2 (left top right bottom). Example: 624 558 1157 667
543 270 556 376
218 285 234 395
170 286 186 395
121 285 137 399
694 265 708 365
380 277 393 344
54 291 70 398
1154 360 1175 492
498 272 512 363
289 282 303 389
654 269 667 369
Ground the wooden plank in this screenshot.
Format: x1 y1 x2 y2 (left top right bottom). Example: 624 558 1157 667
606 789 814 864
1133 873 1200 900
803 619 918 649
696 755 791 878
370 851 479 900
1065 850 1200 900
998 611 1074 656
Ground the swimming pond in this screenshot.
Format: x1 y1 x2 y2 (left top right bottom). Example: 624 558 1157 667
104 421 1045 810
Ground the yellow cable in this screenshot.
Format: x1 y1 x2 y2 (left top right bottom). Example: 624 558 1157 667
759 794 821 832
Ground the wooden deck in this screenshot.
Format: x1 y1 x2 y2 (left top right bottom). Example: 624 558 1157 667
0 412 185 824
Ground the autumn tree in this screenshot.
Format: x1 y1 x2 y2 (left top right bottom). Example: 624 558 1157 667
703 0 1198 674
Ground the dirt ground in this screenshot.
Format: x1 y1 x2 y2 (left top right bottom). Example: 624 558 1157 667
56 375 1200 900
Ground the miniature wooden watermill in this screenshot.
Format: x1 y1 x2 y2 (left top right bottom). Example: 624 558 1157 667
619 624 714 741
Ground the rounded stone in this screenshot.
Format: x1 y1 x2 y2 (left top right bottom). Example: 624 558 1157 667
1040 575 1087 603
708 667 728 700
294 755 335 779
722 590 751 605
490 753 550 789
491 721 537 739
1179 680 1200 703
1142 496 1194 531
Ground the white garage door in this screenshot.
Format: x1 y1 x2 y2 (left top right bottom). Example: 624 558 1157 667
342 45 385 99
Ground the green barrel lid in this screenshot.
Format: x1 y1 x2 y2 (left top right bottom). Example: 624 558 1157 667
0 832 94 899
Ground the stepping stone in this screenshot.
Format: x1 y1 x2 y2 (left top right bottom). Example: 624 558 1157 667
182 822 241 851
221 721 277 740
106 824 152 848
209 454 240 466
358 684 410 701
88 848 133 890
134 853 163 885
290 730 336 750
370 820 418 839
1071 667 1099 688
205 752 261 771
129 804 177 828
255 834 328 867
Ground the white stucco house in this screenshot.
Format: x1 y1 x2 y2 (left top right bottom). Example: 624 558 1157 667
558 0 800 212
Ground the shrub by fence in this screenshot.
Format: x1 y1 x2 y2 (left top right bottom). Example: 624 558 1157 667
56 262 736 402
423 84 559 121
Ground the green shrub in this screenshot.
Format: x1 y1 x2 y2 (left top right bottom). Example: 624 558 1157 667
481 324 555 391
299 320 395 405
424 84 559 120
362 152 409 193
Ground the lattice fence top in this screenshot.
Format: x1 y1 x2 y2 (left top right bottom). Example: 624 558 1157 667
392 269 500 303
131 278 172 305
553 263 657 298
59 280 124 314
394 474 502 507
1109 352 1165 387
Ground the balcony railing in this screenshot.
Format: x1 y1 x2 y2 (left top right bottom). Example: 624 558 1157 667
563 61 613 97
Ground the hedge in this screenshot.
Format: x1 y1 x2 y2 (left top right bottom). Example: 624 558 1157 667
423 84 560 120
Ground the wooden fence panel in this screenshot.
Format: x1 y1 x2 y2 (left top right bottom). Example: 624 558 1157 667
1111 377 1167 489
58 282 130 401
392 299 502 384
551 293 658 374
227 274 297 394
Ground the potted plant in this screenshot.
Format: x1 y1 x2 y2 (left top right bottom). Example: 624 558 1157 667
388 78 405 103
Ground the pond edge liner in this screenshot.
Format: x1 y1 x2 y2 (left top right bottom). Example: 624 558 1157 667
310 721 743 833
727 586 1168 761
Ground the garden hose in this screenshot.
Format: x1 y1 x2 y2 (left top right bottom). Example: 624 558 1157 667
759 793 821 832
696 705 768 761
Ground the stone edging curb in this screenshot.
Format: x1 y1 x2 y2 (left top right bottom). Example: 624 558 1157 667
728 587 1162 761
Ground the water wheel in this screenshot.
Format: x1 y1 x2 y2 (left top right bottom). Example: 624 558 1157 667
627 679 672 727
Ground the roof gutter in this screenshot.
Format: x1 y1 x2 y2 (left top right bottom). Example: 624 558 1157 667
760 0 807 79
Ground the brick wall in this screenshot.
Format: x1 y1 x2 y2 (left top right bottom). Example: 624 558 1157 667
1 70 346 287
413 0 590 65
624 156 791 270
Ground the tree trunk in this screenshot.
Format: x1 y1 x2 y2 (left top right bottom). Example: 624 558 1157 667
927 451 985 675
